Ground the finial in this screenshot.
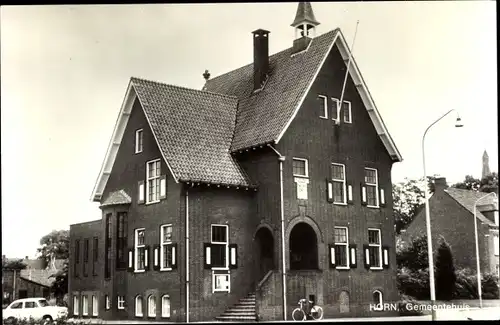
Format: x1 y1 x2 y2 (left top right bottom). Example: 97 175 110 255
203 69 210 81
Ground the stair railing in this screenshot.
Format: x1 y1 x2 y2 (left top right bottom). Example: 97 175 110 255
255 270 274 321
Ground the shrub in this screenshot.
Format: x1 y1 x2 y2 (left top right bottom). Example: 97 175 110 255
396 234 428 271
454 268 499 299
398 293 424 316
435 237 456 301
397 267 430 300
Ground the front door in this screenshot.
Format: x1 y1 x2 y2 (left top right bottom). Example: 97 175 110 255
255 227 275 282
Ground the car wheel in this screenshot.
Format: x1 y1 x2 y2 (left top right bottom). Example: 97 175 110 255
43 315 53 325
6 317 17 325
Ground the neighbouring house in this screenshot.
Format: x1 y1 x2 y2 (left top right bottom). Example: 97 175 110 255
404 177 499 276
2 256 65 306
69 2 403 322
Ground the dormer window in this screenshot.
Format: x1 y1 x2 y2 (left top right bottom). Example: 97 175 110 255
135 129 143 153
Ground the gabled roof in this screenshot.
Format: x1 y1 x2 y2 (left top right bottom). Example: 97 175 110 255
100 189 132 207
20 269 57 287
444 188 497 227
204 29 403 162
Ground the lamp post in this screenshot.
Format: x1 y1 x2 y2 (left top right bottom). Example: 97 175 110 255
473 192 498 309
422 109 463 320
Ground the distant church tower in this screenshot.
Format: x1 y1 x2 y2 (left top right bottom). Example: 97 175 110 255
482 150 491 178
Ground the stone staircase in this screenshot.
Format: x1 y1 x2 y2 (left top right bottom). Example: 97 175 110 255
215 292 257 321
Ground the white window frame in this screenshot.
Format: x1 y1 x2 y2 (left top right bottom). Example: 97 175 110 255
365 168 379 208
92 295 98 316
117 296 125 310
373 290 383 311
494 211 499 226
146 159 161 204
368 228 383 270
342 100 352 123
134 228 146 273
292 158 309 178
160 224 173 271
135 129 143 153
334 226 349 269
318 95 328 119
161 295 171 318
147 295 156 318
105 295 110 310
331 163 347 205
331 97 340 122
211 224 229 270
135 295 143 317
82 295 88 316
73 295 79 315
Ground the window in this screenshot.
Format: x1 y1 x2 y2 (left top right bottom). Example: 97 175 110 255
146 159 161 203
161 295 170 318
38 299 49 307
83 239 89 277
82 295 88 316
117 296 125 310
92 296 98 316
334 227 349 268
373 290 383 311
211 225 229 269
92 237 98 276
25 301 37 308
135 295 143 317
365 168 379 207
74 240 80 277
213 273 230 292
116 212 128 269
318 95 328 118
331 98 339 121
331 163 346 204
135 129 143 153
135 229 146 272
494 235 499 256
341 101 352 123
292 158 308 178
73 295 79 315
11 302 22 309
368 229 382 269
105 295 110 310
148 295 156 317
160 225 174 270
495 211 499 226
339 291 350 313
105 214 112 278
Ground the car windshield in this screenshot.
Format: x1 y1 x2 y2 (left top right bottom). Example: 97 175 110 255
38 299 49 307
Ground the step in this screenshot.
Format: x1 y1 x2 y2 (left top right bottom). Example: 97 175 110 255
221 312 256 317
226 308 256 313
216 316 257 321
238 300 256 304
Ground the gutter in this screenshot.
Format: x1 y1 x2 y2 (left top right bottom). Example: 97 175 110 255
185 188 190 323
267 144 287 321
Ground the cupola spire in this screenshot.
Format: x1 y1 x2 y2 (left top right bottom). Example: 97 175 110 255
291 2 320 39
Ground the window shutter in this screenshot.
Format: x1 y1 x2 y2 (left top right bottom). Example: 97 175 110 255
144 245 150 271
347 183 353 204
361 183 367 206
127 248 134 272
326 179 334 203
171 243 178 270
138 181 145 204
380 188 386 207
363 244 370 269
160 175 167 200
229 244 238 269
382 246 390 269
153 245 160 271
329 244 336 268
349 244 357 268
204 243 212 269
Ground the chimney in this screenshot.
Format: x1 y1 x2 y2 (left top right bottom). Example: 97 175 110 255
292 37 312 54
252 29 270 91
434 177 448 192
203 69 210 81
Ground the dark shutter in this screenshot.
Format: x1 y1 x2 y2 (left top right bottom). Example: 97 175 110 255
204 243 212 269
138 180 145 205
328 244 336 269
144 245 150 271
159 175 167 200
361 183 367 206
229 244 238 269
382 245 390 269
171 243 178 270
363 244 370 269
347 182 354 204
326 179 334 203
127 248 134 272
153 244 160 271
349 244 357 268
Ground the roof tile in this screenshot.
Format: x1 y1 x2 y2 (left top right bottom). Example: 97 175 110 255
444 188 497 226
100 189 132 207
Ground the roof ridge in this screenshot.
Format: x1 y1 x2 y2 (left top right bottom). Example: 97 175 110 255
131 76 238 101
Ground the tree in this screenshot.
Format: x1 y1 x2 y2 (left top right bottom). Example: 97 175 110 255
2 258 27 270
50 260 68 302
451 172 498 194
396 234 429 271
37 230 69 266
435 236 456 301
452 175 481 191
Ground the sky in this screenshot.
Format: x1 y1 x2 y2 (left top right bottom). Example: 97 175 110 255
1 2 497 258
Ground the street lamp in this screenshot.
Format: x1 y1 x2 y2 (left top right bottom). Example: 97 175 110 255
422 109 463 320
473 192 498 309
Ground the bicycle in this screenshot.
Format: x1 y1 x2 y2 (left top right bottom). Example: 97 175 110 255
291 298 323 321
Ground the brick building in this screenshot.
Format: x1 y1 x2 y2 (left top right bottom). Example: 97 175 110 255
404 177 499 276
69 2 404 321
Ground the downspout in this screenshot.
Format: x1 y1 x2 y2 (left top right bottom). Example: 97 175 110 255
267 144 287 320
13 269 17 301
185 188 190 323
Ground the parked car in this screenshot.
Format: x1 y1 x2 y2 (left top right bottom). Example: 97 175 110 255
2 298 68 324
